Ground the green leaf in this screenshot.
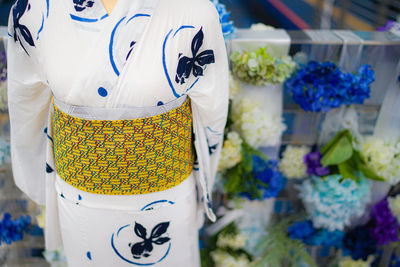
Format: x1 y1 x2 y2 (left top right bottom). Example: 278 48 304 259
321 130 349 155
321 134 353 166
359 165 385 181
351 150 385 181
353 149 367 165
338 161 357 181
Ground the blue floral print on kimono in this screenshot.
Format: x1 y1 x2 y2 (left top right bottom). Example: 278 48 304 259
12 0 34 55
73 0 95 12
175 28 215 85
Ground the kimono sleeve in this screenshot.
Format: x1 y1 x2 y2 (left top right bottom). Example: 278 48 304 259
188 2 229 221
7 16 52 205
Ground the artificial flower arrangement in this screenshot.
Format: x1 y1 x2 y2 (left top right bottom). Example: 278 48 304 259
217 74 286 200
220 134 286 201
285 61 375 112
214 194 400 267
276 129 400 265
299 129 385 231
285 197 400 266
230 46 295 86
228 46 292 148
202 217 318 267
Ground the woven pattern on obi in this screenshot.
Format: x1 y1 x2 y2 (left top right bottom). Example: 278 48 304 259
52 98 194 195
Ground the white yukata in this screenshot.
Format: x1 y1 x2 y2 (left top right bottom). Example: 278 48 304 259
7 0 228 266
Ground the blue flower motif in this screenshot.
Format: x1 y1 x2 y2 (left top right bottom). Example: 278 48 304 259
285 61 375 112
73 0 95 12
130 222 170 259
175 28 215 85
12 0 35 55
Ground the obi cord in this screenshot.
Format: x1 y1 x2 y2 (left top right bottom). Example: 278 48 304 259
52 98 194 195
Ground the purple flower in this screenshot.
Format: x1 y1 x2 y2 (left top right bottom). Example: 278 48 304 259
377 20 397 31
367 199 400 246
304 151 329 176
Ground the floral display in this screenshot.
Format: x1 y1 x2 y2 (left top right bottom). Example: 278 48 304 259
339 256 374 267
278 145 310 179
388 195 400 222
367 198 400 246
230 46 295 86
304 151 329 177
211 0 236 39
0 213 31 245
218 131 243 171
342 226 377 261
299 175 371 231
231 97 286 148
285 61 375 112
361 136 400 185
224 147 286 200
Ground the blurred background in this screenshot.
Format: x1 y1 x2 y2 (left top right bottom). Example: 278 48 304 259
3 0 398 30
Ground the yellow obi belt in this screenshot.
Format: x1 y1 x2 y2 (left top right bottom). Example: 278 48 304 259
52 97 194 195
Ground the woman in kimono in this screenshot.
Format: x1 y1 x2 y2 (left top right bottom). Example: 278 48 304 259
7 0 228 265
